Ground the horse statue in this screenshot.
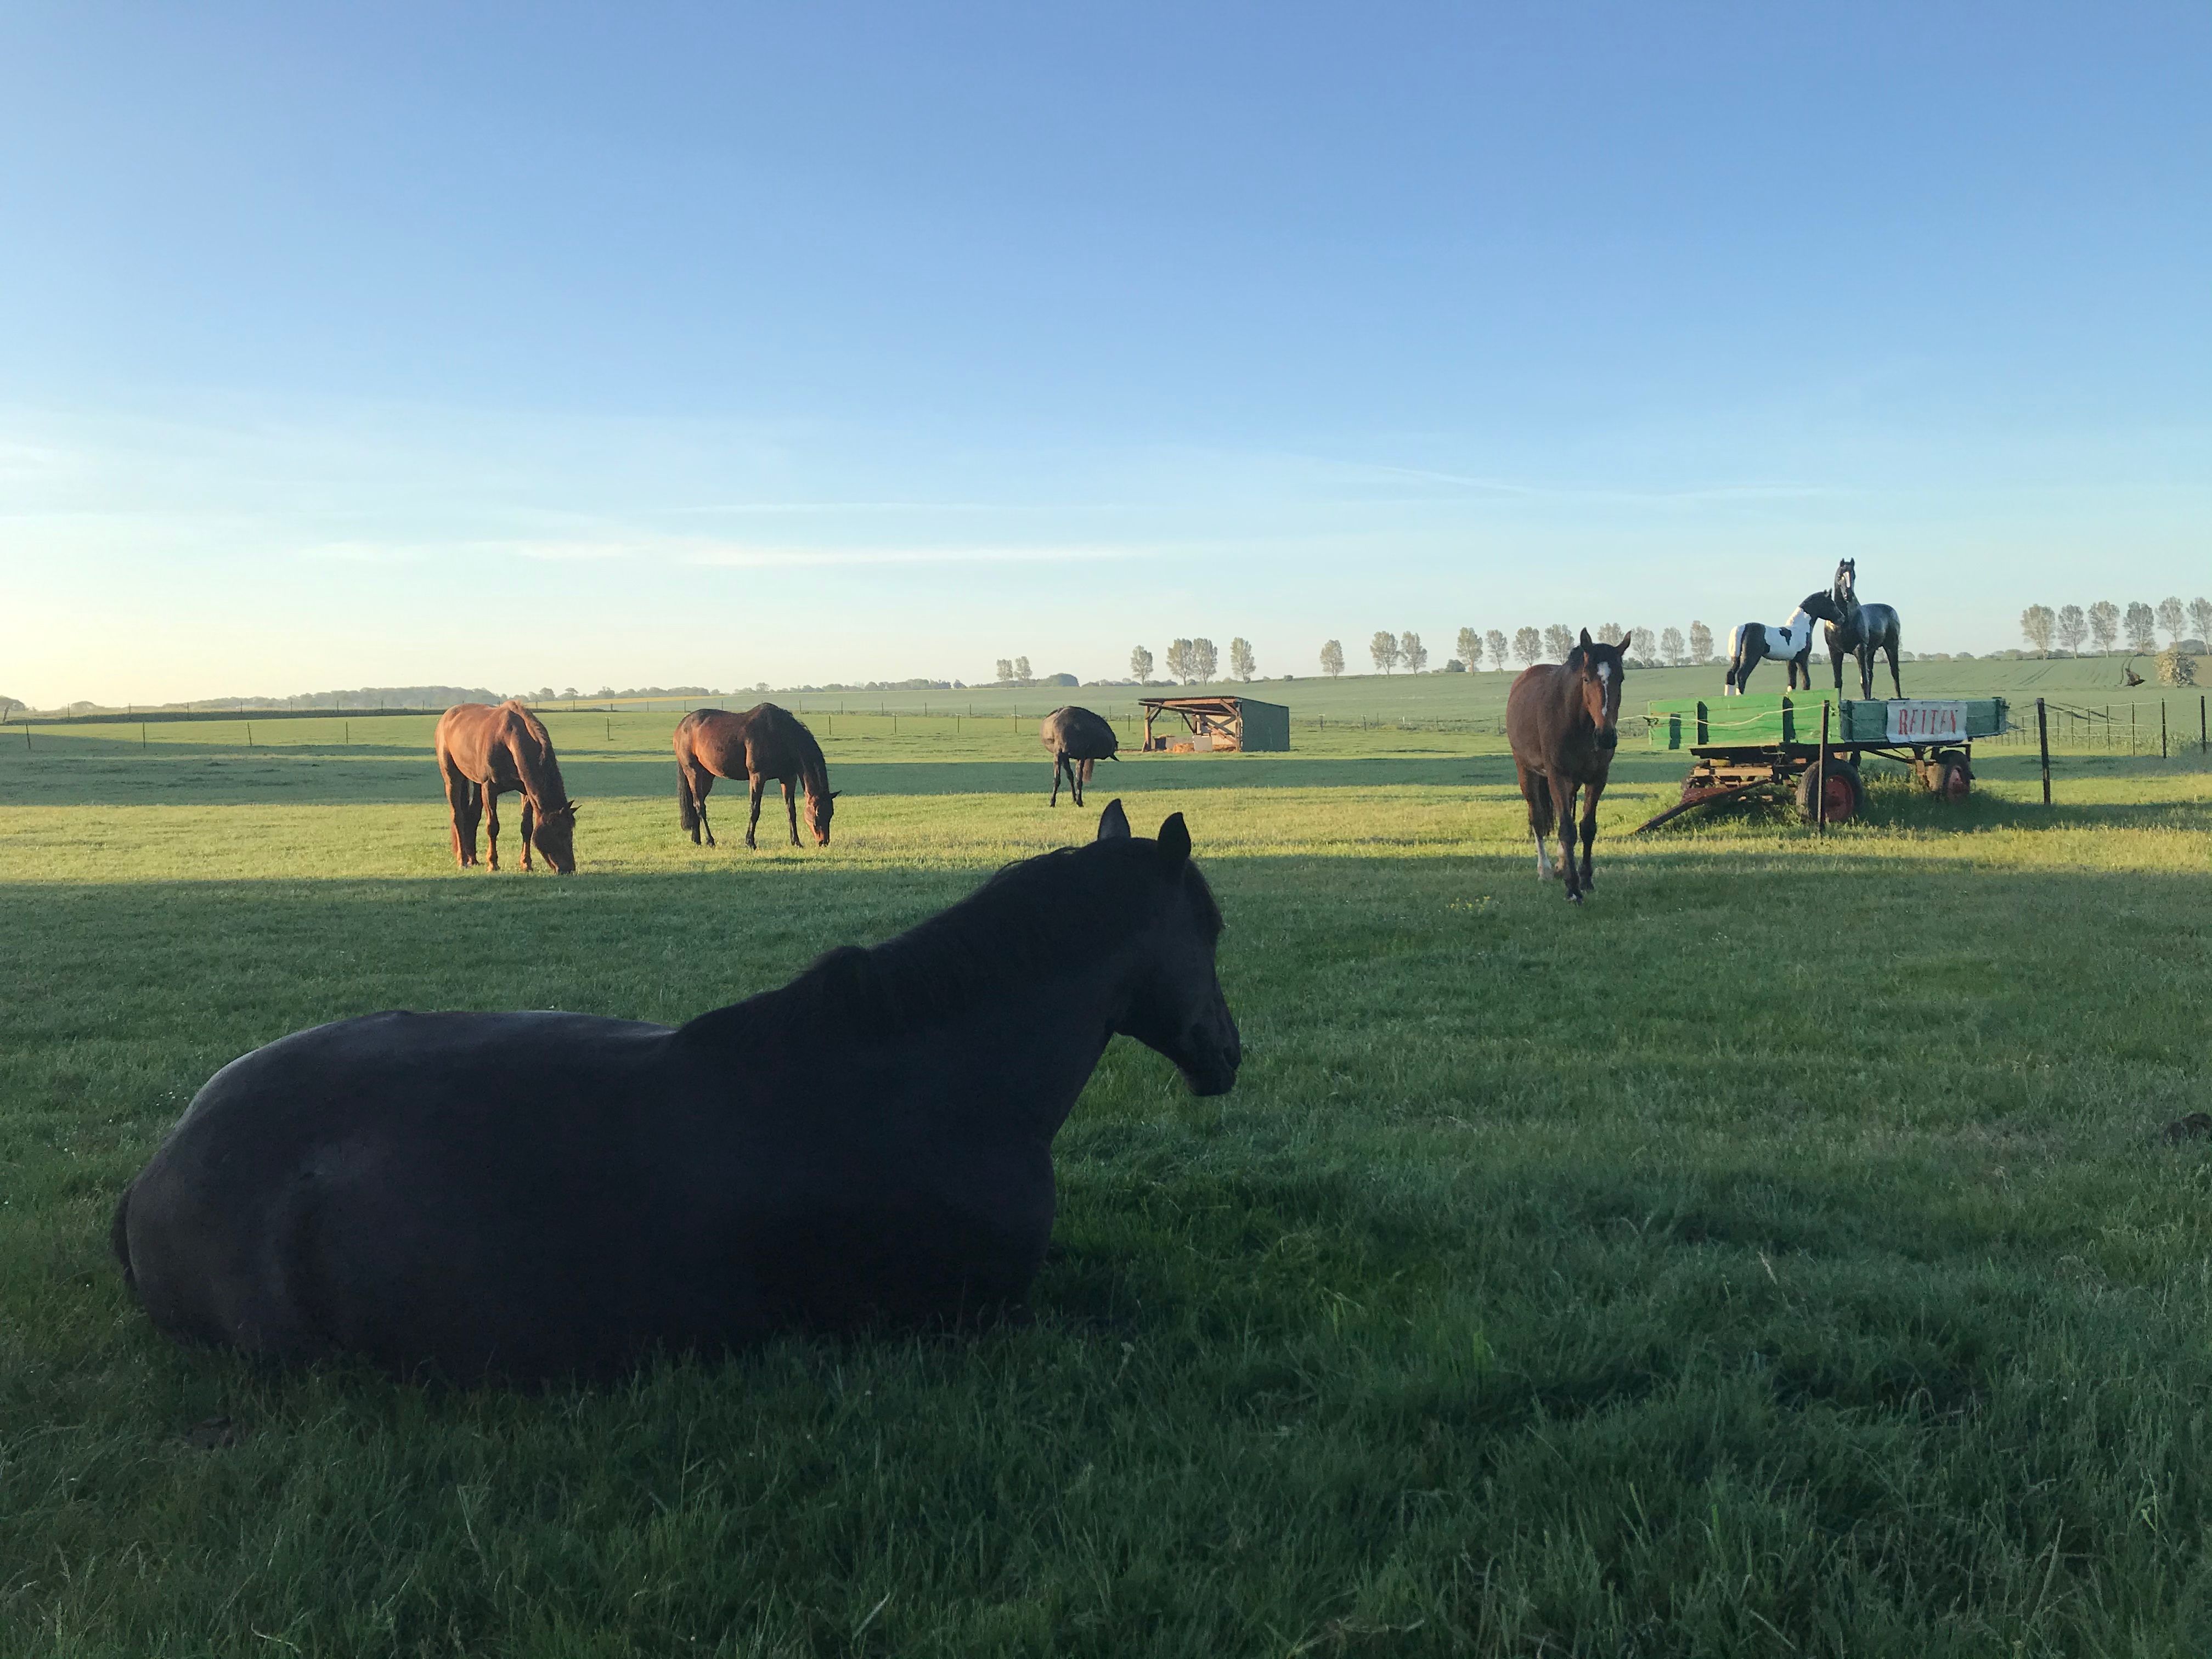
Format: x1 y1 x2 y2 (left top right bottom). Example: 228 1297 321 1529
434 701 579 874
1506 629 1625 904
1724 593 1843 695
110 799 1240 1381
674 704 837 849
1040 706 1118 806
1825 559 1904 699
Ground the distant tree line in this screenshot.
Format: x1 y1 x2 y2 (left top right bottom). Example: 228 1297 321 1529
1314 622 1720 676
2019 597 2210 656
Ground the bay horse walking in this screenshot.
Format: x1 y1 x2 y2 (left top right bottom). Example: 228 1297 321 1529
1505 630 1625 904
674 704 837 849
1724 592 1843 694
1825 558 1904 700
1041 706 1118 806
434 701 579 874
110 799 1240 1382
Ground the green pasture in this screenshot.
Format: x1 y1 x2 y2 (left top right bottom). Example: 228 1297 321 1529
4 714 2212 1656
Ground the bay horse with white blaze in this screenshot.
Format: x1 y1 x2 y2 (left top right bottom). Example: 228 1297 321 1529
1825 558 1904 700
434 701 579 874
1506 630 1625 904
110 799 1239 1382
1724 592 1843 695
674 704 837 849
1040 706 1118 806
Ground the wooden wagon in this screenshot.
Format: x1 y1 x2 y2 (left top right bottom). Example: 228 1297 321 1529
1639 693 2009 828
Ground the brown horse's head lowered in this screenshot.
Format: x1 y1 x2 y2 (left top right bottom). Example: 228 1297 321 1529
529 800 580 874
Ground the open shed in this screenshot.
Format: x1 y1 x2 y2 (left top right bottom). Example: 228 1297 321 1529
1138 695 1290 753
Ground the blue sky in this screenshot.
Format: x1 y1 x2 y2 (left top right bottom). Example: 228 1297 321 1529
3 3 2207 703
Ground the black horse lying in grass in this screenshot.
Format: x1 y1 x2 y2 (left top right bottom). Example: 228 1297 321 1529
112 800 1239 1383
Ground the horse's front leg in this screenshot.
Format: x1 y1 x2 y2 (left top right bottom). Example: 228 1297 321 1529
1552 777 1584 901
518 798 535 873
483 788 502 872
783 779 800 847
746 776 766 849
1578 775 1606 892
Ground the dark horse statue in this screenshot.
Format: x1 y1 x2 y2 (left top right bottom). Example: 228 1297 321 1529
1505 629 1625 904
1040 706 1119 806
673 703 837 849
434 701 579 874
1724 593 1842 694
1825 559 1904 700
111 800 1240 1382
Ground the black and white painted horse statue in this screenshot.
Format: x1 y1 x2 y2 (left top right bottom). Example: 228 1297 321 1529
1724 594 1841 695
1825 559 1903 699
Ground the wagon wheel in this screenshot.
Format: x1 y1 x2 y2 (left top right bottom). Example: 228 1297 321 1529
1933 754 1971 803
1795 759 1863 825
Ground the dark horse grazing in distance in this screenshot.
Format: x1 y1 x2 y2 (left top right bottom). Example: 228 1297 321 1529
1826 558 1904 700
1724 593 1843 694
1505 630 1625 904
110 799 1240 1382
1040 705 1118 806
674 703 837 849
434 701 579 874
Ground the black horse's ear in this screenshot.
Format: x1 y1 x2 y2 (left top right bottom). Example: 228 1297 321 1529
830 791 843 799
1578 628 1593 648
1096 799 1131 841
1156 812 1191 866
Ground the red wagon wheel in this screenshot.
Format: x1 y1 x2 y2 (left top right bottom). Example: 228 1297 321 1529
1796 759 1863 825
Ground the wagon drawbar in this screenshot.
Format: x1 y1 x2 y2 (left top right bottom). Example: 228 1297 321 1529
1634 693 2009 832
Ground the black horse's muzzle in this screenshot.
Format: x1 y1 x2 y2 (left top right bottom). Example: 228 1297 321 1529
1180 1019 1242 1097
1596 727 1619 751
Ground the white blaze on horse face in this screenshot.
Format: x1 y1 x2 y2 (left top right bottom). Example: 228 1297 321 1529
1597 662 1610 682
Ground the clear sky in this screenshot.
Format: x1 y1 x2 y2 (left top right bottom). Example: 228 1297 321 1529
3 3 2207 704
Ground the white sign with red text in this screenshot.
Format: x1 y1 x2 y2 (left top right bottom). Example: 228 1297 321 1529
1885 701 1967 742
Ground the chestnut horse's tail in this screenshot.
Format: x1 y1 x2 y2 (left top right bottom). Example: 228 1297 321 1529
673 721 702 833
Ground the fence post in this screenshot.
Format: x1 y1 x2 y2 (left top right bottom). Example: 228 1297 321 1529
1815 701 1831 835
2037 697 2050 805
2162 701 2169 759
2202 693 2207 755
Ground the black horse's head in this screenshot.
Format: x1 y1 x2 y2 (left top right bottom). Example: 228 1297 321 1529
1801 591 1845 626
1564 629 1627 750
1094 799 1240 1096
531 800 579 874
1833 559 1858 608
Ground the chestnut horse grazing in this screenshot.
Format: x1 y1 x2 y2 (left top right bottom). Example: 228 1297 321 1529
1505 630 1626 904
434 701 578 874
111 799 1240 1382
1040 705 1118 806
674 703 836 849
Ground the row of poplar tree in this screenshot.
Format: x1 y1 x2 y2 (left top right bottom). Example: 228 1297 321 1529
2019 598 2210 656
1318 624 1718 676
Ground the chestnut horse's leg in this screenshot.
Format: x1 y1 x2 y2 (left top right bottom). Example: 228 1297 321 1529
782 778 801 847
484 787 503 872
1551 775 1584 902
1515 759 1556 881
518 797 535 873
746 775 766 850
1578 774 1606 892
691 765 716 848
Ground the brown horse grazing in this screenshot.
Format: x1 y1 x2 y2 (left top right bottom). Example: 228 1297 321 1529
1040 706 1118 806
674 704 836 849
110 799 1239 1382
434 701 579 874
1505 630 1626 904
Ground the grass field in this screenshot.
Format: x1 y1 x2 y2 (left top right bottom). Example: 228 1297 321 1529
4 703 2211 1656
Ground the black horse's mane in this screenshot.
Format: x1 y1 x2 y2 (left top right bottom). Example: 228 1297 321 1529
681 840 1214 1049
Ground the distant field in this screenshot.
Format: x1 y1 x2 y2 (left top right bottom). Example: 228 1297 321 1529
4 714 2212 1655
